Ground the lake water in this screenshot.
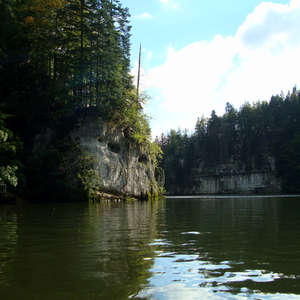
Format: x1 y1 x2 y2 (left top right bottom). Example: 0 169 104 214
1 196 300 299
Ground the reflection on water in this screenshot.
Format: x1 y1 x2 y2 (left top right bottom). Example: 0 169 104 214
0 200 161 299
139 197 300 299
1 197 300 299
0 206 18 288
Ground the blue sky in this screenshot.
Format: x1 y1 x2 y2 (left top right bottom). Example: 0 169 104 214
121 0 300 138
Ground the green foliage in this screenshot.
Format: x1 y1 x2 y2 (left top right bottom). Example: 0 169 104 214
27 135 100 201
277 133 300 193
157 88 300 194
1 0 134 130
0 113 21 188
149 142 163 165
118 90 162 166
125 197 137 202
120 90 151 143
77 154 101 201
0 166 18 187
158 185 166 196
0 1 161 200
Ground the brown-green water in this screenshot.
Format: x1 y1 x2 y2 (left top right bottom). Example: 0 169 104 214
1 196 300 299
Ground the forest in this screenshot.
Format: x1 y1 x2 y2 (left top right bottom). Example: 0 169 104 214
157 89 300 194
0 0 158 200
2 0 300 199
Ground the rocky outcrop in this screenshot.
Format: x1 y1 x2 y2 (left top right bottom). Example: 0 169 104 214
185 172 281 195
168 157 282 195
71 115 160 199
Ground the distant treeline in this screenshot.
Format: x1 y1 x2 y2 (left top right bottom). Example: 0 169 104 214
156 88 300 193
0 0 158 200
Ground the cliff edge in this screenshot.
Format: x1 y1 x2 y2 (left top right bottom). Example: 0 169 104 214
71 114 161 199
30 113 162 201
167 156 281 195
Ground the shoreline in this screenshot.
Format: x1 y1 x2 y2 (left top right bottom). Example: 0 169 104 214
166 194 300 199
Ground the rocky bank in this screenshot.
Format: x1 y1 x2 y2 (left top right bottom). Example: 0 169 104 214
167 156 282 195
30 113 162 201
70 114 161 199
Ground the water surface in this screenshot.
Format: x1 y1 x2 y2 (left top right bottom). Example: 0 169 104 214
1 196 300 299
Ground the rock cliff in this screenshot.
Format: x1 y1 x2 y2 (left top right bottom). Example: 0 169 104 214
167 157 282 195
71 114 160 199
30 113 162 201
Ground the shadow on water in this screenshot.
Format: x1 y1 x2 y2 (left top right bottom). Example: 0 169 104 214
0 200 162 300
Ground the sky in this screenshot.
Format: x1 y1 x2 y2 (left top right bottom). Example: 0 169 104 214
121 0 300 138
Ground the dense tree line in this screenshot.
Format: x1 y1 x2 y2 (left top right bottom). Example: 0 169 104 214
0 0 156 200
0 0 140 123
156 89 300 193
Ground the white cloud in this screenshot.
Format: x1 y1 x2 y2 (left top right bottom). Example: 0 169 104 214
135 12 153 20
144 0 300 137
131 63 147 92
131 49 153 92
159 0 179 10
146 50 153 62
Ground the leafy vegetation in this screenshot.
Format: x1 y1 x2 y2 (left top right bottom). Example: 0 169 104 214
0 0 158 201
0 113 21 189
156 88 300 194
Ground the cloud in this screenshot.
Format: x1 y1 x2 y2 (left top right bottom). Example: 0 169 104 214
159 0 179 10
146 50 153 62
131 63 147 92
144 0 300 137
135 12 153 20
236 1 300 50
131 48 153 91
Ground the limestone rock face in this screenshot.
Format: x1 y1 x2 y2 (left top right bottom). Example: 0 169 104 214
71 115 159 198
186 172 281 195
168 157 282 195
